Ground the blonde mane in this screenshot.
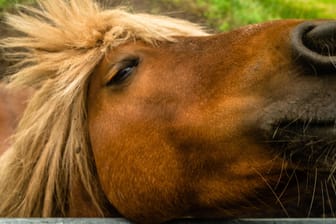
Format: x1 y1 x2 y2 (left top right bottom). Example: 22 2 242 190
0 0 207 217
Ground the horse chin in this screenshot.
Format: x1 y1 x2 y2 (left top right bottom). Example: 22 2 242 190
256 169 336 218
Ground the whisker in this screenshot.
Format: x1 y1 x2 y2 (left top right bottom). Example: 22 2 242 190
325 180 334 216
315 145 328 165
321 181 325 218
267 153 282 174
302 119 310 133
278 167 296 200
272 125 280 139
331 176 336 196
323 145 333 165
307 168 317 217
306 169 310 191
275 153 286 190
328 162 336 181
253 168 289 217
294 170 301 207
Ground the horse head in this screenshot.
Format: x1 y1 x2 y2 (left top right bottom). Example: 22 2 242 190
0 0 335 223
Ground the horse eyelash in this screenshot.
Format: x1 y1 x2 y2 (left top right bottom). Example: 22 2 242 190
106 58 139 86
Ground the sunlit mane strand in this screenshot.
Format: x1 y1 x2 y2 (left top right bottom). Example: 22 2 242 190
0 0 208 217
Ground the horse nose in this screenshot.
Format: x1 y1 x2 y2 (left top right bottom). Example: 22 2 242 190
291 21 336 71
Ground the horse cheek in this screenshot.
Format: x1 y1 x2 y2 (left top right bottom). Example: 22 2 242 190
88 103 189 222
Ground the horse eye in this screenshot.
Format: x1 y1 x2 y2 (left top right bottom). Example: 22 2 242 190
107 59 139 86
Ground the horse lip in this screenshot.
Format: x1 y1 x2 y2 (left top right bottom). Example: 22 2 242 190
267 119 336 144
271 119 336 137
265 119 336 170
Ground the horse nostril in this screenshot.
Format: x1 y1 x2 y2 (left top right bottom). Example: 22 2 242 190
291 21 336 71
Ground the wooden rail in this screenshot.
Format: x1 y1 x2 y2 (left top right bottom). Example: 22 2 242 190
0 218 336 224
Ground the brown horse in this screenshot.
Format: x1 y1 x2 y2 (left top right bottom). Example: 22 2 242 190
0 0 336 223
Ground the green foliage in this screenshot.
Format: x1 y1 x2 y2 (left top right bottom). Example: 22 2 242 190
0 0 32 8
197 0 336 30
0 0 9 7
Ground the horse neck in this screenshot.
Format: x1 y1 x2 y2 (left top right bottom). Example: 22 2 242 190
0 85 32 156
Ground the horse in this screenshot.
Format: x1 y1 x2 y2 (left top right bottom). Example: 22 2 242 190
0 0 336 223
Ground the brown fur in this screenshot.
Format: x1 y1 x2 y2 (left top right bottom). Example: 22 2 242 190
0 0 336 223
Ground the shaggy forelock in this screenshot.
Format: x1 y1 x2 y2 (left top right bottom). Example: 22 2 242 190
0 0 207 217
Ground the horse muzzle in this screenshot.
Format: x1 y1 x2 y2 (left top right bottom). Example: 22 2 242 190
261 20 336 170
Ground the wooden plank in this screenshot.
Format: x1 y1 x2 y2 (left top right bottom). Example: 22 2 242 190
171 219 336 224
0 219 130 224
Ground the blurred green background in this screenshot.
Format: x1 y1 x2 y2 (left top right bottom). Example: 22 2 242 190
0 0 32 8
195 0 336 30
1 0 335 31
